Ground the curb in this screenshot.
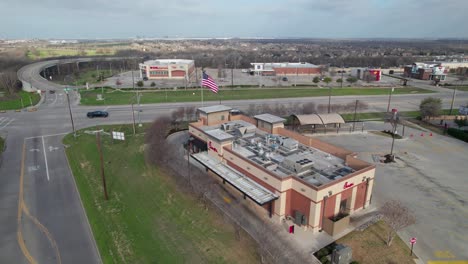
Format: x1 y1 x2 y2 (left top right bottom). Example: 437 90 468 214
63 141 103 264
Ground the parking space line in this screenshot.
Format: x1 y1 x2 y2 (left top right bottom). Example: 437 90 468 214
42 136 50 181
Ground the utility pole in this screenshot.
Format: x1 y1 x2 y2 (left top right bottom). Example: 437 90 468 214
295 67 298 87
96 131 108 200
341 65 344 88
449 87 457 115
20 98 24 109
386 87 394 112
328 87 332 113
65 90 76 138
352 100 359 132
131 103 136 135
231 67 234 88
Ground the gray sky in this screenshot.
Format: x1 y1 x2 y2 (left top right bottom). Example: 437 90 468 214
1 0 467 39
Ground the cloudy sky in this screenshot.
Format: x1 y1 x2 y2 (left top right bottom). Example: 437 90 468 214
1 0 467 39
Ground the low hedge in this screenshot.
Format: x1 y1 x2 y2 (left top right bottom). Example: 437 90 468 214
447 128 468 142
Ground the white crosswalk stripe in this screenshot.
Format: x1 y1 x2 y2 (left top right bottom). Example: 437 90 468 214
0 117 14 130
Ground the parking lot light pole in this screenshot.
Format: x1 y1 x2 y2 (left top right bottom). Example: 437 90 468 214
328 87 332 113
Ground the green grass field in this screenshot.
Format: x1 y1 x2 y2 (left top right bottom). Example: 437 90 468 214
80 87 433 106
54 69 113 86
0 90 41 110
340 109 458 121
63 125 259 264
26 48 116 60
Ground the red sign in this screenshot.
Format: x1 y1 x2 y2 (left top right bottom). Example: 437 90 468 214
410 237 417 244
343 182 354 189
208 141 218 153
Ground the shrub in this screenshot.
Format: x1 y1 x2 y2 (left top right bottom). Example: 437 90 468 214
150 82 156 87
447 128 468 142
136 81 144 87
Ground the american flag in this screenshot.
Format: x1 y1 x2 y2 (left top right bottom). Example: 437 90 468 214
201 72 218 93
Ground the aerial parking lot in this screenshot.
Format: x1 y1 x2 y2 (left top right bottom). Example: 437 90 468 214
314 122 468 263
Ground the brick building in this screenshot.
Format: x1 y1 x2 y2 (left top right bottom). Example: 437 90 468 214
403 62 447 81
139 59 195 80
250 62 321 76
189 105 375 234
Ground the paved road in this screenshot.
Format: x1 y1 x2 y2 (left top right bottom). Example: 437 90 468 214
1 58 467 263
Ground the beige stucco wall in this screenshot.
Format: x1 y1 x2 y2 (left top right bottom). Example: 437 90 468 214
206 111 229 126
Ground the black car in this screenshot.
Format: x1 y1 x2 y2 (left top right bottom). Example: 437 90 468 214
282 77 288 81
87 111 109 118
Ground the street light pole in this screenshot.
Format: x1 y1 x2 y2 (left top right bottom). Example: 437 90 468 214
449 86 457 115
386 87 394 112
328 87 332 113
352 100 359 132
65 90 76 138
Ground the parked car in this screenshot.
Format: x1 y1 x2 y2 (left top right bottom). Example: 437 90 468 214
87 111 109 118
143 77 148 81
49 90 56 94
282 77 288 81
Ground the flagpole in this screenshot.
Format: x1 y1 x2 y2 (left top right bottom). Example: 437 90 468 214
201 73 204 107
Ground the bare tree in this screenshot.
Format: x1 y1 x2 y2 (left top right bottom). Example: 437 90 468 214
0 72 21 95
302 102 316 114
145 116 173 165
380 200 416 246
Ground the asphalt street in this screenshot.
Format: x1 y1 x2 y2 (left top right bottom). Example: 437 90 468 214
0 59 467 263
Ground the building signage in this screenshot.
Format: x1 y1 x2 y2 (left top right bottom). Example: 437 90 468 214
343 182 354 189
208 141 218 153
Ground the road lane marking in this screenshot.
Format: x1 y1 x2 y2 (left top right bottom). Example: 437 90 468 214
52 92 58 105
25 132 69 140
42 136 50 181
0 118 14 129
17 142 38 264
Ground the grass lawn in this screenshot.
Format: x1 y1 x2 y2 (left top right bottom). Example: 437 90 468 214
442 86 468 91
340 109 458 122
0 90 41 110
336 221 416 264
0 136 4 152
63 125 260 264
80 87 433 106
26 48 116 60
54 69 113 86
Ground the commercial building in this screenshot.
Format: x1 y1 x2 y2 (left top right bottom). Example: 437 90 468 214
351 68 382 81
403 62 447 81
250 62 321 76
139 59 195 80
189 105 375 234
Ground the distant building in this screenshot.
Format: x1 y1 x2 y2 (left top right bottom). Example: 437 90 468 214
403 62 447 81
250 62 321 76
189 105 375 234
139 59 195 80
351 68 382 82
